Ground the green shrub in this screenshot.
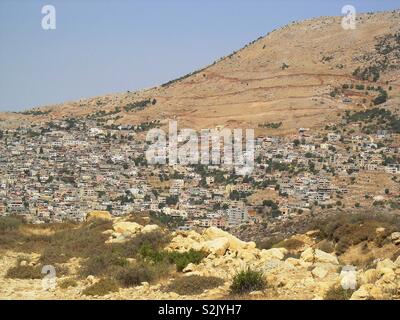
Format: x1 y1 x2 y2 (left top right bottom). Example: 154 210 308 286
165 275 224 295
230 268 265 295
137 242 168 263
167 250 206 272
121 231 170 257
138 244 205 272
82 278 119 296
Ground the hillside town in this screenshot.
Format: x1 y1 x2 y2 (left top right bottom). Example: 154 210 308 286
0 109 399 229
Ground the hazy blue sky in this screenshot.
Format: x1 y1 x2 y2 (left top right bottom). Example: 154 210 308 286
0 0 398 111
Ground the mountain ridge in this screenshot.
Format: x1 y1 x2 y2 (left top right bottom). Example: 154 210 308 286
1 10 399 134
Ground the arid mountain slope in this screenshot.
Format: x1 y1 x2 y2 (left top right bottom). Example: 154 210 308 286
1 11 399 133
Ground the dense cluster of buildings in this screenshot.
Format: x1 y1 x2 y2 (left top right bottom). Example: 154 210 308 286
0 117 398 229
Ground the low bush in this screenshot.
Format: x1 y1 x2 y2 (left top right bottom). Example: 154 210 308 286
82 251 129 277
0 216 23 232
138 243 205 272
167 250 206 272
273 238 304 251
117 263 160 287
316 240 335 253
40 219 112 264
311 213 399 255
230 268 265 295
82 278 119 296
324 285 355 300
256 236 285 250
165 275 224 295
120 231 170 257
5 265 42 279
59 278 78 289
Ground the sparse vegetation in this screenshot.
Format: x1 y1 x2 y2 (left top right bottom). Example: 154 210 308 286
312 212 399 255
123 99 153 112
116 262 167 287
0 216 23 232
273 238 304 251
230 268 265 295
20 110 51 116
138 242 206 272
344 108 400 133
5 265 42 279
59 278 78 289
82 278 119 296
165 275 224 295
258 122 282 129
324 284 355 300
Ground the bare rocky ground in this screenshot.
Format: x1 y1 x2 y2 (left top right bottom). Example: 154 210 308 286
1 212 400 300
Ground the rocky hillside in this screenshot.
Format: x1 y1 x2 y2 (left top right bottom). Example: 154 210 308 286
1 212 400 300
1 10 400 134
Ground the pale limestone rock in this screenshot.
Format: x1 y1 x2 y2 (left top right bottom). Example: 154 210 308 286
312 265 329 279
185 271 204 277
376 258 395 272
203 227 254 251
285 257 301 267
314 249 339 265
126 258 136 264
299 260 313 269
391 232 400 245
379 272 396 284
300 276 315 287
300 248 314 262
282 261 296 270
369 286 386 300
187 230 203 242
182 263 196 273
350 284 373 300
305 230 320 237
19 260 28 267
113 221 142 234
191 242 205 252
86 275 96 285
359 269 380 285
141 224 160 234
203 238 230 256
105 232 126 244
300 248 339 265
394 255 400 268
375 227 386 234
260 248 288 261
237 250 258 262
86 210 112 221
249 290 264 296
262 259 286 273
